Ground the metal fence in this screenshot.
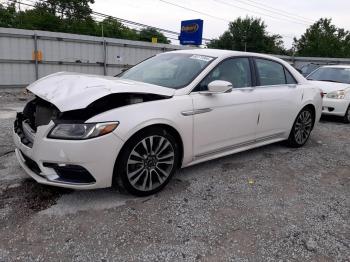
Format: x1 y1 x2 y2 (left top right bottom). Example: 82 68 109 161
2 27 350 88
0 27 187 88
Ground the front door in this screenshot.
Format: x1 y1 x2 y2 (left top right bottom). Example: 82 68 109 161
191 57 260 158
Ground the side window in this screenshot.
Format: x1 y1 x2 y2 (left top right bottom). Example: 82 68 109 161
196 58 252 91
255 59 286 86
285 69 297 84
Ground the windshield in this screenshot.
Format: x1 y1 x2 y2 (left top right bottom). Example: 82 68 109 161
300 64 320 75
307 67 350 83
119 53 215 89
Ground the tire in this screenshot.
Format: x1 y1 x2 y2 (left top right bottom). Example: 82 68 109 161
113 127 180 196
286 107 314 148
343 105 350 123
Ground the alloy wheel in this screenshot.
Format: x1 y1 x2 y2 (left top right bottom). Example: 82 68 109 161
294 110 313 145
126 135 175 192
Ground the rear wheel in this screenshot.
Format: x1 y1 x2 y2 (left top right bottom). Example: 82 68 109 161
113 127 179 196
286 107 314 148
343 105 350 123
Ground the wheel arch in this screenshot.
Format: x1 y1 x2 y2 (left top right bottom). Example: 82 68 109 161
113 123 185 183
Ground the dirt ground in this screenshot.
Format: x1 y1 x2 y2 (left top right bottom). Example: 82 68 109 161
0 91 349 261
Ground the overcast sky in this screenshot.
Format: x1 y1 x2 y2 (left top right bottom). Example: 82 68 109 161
92 0 350 48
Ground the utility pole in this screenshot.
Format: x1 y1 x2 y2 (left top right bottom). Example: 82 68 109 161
101 22 104 38
18 0 22 27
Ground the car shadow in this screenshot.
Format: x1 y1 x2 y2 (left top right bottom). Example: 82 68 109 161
320 115 347 124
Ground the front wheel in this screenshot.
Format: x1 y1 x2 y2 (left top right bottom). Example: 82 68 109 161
286 107 314 148
113 127 180 196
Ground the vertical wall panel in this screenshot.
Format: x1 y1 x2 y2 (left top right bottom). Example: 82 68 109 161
0 27 187 88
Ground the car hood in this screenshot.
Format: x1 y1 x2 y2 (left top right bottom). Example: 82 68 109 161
308 80 350 93
27 72 175 112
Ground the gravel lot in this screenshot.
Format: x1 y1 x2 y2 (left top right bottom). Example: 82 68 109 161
0 90 349 261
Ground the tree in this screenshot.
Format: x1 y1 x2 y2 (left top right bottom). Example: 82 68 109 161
208 16 286 54
98 17 139 40
293 18 350 58
139 27 170 44
0 3 17 27
0 0 170 44
36 0 94 20
16 8 62 32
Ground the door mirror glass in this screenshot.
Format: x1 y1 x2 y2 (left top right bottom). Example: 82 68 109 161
206 80 233 93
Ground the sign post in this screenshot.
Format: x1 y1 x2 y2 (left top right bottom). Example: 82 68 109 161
179 19 203 46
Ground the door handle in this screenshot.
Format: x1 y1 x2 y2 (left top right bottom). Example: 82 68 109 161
237 87 254 92
181 108 213 116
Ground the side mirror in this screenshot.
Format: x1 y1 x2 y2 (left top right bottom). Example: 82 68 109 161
201 80 233 94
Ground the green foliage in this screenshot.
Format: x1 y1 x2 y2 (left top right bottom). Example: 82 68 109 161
293 18 350 58
98 17 139 40
35 0 95 20
0 3 17 27
208 17 286 54
0 0 170 44
139 27 170 44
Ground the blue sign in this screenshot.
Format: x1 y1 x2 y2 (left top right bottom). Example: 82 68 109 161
179 19 203 46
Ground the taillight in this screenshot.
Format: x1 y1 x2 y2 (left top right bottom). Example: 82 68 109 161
320 91 324 98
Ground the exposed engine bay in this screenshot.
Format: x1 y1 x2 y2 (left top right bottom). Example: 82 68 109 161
14 92 170 147
21 93 170 130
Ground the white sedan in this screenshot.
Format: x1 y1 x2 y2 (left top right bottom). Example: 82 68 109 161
13 49 322 196
307 65 350 123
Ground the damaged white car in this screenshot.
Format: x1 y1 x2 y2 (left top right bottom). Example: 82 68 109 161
13 49 323 196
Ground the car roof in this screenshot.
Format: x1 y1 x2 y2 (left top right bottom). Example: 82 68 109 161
167 48 282 60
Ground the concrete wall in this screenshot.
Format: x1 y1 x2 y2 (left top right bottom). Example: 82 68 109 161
1 27 350 88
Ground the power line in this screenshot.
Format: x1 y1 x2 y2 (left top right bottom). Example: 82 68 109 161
230 0 314 24
158 0 300 39
91 11 211 43
213 0 310 26
159 0 229 22
6 0 213 43
241 0 314 23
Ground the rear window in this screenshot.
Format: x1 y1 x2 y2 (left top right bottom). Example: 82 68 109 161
255 59 286 86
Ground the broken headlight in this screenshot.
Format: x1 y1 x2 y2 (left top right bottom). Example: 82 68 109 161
48 122 119 140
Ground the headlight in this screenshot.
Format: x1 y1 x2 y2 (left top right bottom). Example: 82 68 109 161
326 90 346 99
48 122 119 140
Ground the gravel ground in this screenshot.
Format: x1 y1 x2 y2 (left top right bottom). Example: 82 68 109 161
0 92 349 261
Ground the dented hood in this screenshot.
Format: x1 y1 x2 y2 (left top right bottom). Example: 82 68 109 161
27 72 175 112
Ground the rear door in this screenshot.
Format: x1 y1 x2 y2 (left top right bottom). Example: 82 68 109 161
253 58 302 139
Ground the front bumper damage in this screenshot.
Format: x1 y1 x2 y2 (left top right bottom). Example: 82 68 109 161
13 112 124 190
